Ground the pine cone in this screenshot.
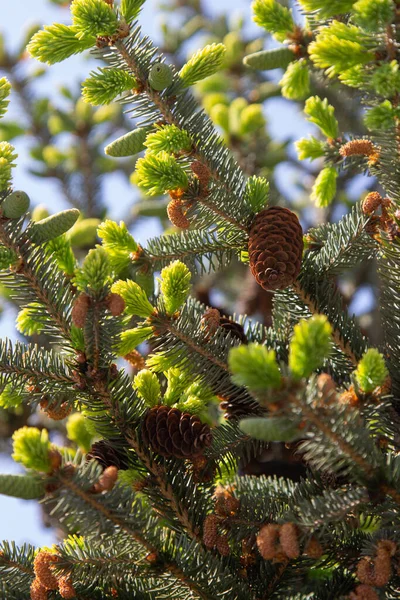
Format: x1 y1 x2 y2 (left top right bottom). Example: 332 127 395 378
141 405 213 459
86 439 130 470
219 391 262 420
219 317 248 344
248 207 303 291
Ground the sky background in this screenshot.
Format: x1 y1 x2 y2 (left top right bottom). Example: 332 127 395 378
0 0 374 548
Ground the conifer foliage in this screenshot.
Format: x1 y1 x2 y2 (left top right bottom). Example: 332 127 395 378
1 0 400 598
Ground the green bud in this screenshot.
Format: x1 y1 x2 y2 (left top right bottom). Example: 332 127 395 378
244 47 294 71
74 247 111 293
133 369 161 407
82 68 137 106
66 413 94 452
0 385 23 409
46 234 76 276
371 62 400 97
289 315 332 379
27 24 95 65
145 125 192 154
32 204 49 222
239 416 300 442
136 151 189 196
16 303 44 336
71 0 118 39
0 246 18 270
295 137 326 161
202 92 229 115
354 348 388 394
1 190 30 219
31 209 80 244
210 104 230 132
0 474 45 500
105 127 152 157
364 101 396 131
179 43 226 88
304 96 338 139
244 176 269 213
12 426 53 472
353 0 394 32
280 59 310 101
148 63 173 91
239 104 266 135
117 326 154 355
229 344 282 392
0 77 11 119
228 97 248 136
252 0 295 42
0 142 18 191
111 279 155 317
297 0 355 18
67 218 101 247
311 167 338 207
159 260 191 315
120 0 146 23
223 31 244 67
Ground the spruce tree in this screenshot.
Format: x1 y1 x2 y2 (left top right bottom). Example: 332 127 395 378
1 0 400 598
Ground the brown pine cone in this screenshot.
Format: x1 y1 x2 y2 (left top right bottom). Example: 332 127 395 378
141 405 213 459
219 391 262 420
71 293 91 328
248 207 303 291
86 439 130 471
219 317 248 344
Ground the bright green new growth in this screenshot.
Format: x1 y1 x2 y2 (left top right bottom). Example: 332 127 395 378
179 44 226 88
68 218 101 247
0 142 17 191
0 246 18 270
46 235 76 277
16 304 44 336
252 0 295 43
311 167 338 207
30 208 80 244
0 385 23 409
0 77 11 119
1 190 30 219
354 348 389 394
159 260 191 315
117 326 154 355
27 24 95 65
243 47 294 71
0 474 45 500
229 345 282 392
364 101 397 131
133 369 161 407
309 21 374 78
244 176 269 213
74 247 111 293
111 280 154 318
239 417 300 443
136 151 189 195
105 127 151 157
280 59 310 101
66 413 94 452
71 0 118 39
148 63 174 91
352 0 394 31
240 104 266 135
371 62 400 98
144 125 192 154
298 0 356 18
12 427 53 473
120 0 146 24
304 97 339 139
97 219 138 273
289 315 332 379
82 68 138 106
295 137 325 161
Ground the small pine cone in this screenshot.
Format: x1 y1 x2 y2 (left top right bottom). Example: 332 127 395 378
191 160 211 190
357 557 377 586
40 399 72 421
372 546 392 587
141 405 213 459
30 579 48 600
303 537 323 559
216 534 230 556
93 465 119 493
377 540 397 557
71 293 91 328
123 349 146 372
33 552 59 590
349 585 379 600
257 524 280 560
279 523 300 559
248 207 303 291
167 198 190 229
86 439 130 470
203 514 219 548
219 317 248 344
362 192 383 215
58 576 76 599
339 139 377 158
219 391 261 421
214 485 240 516
105 293 125 316
201 308 221 337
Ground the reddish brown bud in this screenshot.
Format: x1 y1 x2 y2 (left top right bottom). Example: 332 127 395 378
123 350 146 372
106 293 125 316
216 534 230 556
316 373 337 403
30 578 48 600
340 139 378 159
40 399 72 421
190 160 211 190
93 465 119 493
203 514 219 549
201 308 221 338
33 552 59 590
48 449 62 473
279 523 300 559
257 524 280 560
362 192 383 215
167 198 190 229
71 294 91 328
58 576 76 599
303 537 323 559
349 584 379 600
339 388 359 407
